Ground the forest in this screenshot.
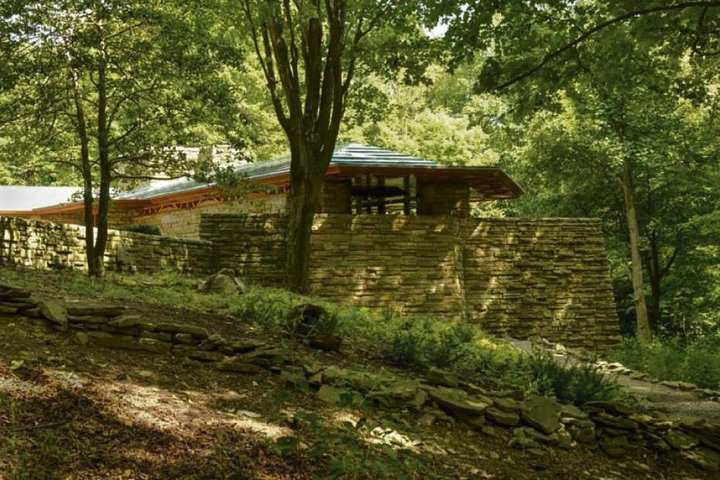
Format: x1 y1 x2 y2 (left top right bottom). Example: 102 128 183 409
1 2 720 365
3 1 720 478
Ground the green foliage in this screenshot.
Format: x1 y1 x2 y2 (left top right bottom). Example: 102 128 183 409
0 265 620 404
271 410 442 479
119 224 161 236
520 354 620 405
609 337 720 390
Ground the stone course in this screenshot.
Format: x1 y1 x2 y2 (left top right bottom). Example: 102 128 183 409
201 214 620 349
0 216 212 274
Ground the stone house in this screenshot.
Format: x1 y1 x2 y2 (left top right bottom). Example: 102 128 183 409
6 144 523 238
0 144 620 348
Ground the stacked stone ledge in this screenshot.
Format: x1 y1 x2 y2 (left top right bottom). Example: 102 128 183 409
3 284 284 374
3 283 720 472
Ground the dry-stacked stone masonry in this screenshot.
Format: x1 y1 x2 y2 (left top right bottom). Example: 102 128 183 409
0 216 212 273
201 214 620 349
0 212 619 349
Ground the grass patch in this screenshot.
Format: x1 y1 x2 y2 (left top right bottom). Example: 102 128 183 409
0 266 620 402
608 337 720 390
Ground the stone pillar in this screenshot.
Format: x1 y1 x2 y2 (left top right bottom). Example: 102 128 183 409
416 181 470 217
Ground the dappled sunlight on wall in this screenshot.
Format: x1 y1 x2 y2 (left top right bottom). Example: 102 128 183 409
201 214 619 349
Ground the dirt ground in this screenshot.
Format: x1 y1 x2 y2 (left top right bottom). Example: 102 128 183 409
0 290 715 479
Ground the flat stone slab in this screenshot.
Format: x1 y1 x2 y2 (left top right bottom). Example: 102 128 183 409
154 323 209 338
217 358 263 374
38 300 67 328
65 304 127 317
521 395 562 435
426 387 492 416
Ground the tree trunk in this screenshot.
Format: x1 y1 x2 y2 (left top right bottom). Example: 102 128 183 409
645 233 662 332
92 42 111 278
620 158 651 343
70 68 97 276
285 143 325 294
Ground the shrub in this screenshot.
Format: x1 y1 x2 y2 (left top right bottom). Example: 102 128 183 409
120 224 161 235
520 353 620 404
609 337 720 390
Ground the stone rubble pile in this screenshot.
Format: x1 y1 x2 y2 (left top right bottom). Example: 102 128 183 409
304 364 720 472
2 283 719 472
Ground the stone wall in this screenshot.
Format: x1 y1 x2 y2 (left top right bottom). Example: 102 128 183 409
200 214 620 349
132 194 287 239
0 216 212 274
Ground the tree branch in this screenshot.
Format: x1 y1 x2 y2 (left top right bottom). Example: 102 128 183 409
497 1 720 90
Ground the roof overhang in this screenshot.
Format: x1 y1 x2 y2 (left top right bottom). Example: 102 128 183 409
326 165 523 200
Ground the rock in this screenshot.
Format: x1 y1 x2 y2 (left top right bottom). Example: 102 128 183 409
174 333 198 345
38 299 67 329
426 367 459 388
171 344 198 355
556 427 573 449
140 332 173 343
418 413 436 426
490 389 526 401
509 428 541 449
198 270 245 295
422 407 455 424
491 397 520 413
664 430 700 450
683 448 720 472
87 332 165 354
426 387 492 417
481 425 500 438
154 323 209 339
582 400 635 416
217 358 263 374
308 333 342 352
486 407 520 427
75 331 89 346
455 412 486 429
565 419 596 444
286 303 334 337
108 315 156 331
240 347 287 366
188 350 226 363
521 395 562 435
67 315 112 325
317 385 346 405
0 285 32 299
229 339 266 353
317 366 378 391
559 404 588 420
598 435 632 458
138 338 172 354
660 380 698 391
367 380 422 407
65 304 127 317
593 412 639 430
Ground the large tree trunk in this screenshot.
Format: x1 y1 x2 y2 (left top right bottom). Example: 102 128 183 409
620 158 651 343
285 143 325 293
93 59 111 278
70 68 97 276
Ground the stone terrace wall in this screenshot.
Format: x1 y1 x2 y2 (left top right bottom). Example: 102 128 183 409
201 214 620 349
132 195 287 239
0 216 212 274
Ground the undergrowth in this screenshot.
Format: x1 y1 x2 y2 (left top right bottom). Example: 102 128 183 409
0 266 619 403
608 337 720 390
